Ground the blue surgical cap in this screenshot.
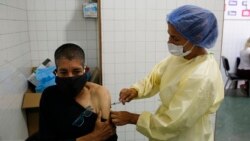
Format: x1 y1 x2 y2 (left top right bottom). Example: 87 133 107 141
167 5 218 49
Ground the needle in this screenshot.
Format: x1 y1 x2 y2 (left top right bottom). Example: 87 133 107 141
111 101 122 105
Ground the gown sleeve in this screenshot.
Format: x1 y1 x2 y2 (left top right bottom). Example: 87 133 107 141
131 58 169 99
136 74 221 140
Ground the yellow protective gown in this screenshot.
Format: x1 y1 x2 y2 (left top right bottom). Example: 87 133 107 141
132 54 224 141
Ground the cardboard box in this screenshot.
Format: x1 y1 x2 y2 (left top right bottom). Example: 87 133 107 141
22 92 41 136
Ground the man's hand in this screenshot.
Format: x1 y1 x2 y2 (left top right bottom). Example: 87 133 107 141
93 111 116 141
111 111 139 126
77 111 116 141
119 88 138 105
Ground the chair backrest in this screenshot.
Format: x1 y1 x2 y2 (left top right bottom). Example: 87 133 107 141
221 56 230 71
234 57 240 72
90 67 100 84
236 57 240 67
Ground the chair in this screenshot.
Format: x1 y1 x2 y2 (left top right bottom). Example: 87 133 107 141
221 56 249 95
90 67 101 84
25 132 39 141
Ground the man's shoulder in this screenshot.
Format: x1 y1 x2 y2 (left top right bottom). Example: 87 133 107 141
43 85 57 94
41 85 58 99
86 82 103 90
86 82 110 97
40 85 58 107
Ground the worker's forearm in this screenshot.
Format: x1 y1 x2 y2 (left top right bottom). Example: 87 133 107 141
129 113 140 125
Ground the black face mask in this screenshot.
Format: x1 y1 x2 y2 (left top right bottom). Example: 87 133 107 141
55 74 88 99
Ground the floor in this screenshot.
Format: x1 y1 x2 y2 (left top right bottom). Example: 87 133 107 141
215 88 250 141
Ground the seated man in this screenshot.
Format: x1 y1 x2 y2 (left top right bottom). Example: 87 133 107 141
39 43 117 141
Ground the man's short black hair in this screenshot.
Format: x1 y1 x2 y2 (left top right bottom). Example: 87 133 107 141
54 43 85 67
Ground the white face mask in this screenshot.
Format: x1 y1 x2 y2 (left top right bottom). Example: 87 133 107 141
168 41 193 57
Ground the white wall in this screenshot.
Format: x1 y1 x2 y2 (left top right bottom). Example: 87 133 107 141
220 0 250 83
101 0 224 140
0 0 100 140
27 0 99 69
221 20 250 72
0 0 31 140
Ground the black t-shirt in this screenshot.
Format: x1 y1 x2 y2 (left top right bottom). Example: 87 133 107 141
39 85 117 141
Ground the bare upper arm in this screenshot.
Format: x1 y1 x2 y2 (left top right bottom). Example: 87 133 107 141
86 82 111 120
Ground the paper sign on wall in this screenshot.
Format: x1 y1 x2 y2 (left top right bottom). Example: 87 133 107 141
225 0 250 19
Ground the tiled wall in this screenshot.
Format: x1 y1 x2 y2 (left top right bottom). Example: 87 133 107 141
101 0 224 140
0 0 31 140
27 0 99 69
